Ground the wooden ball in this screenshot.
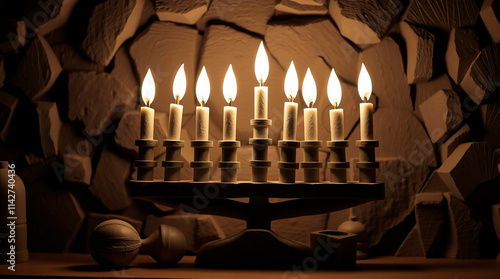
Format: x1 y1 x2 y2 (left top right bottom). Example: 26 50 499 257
89 219 141 267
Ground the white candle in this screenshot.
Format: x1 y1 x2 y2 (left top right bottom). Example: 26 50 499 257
167 64 186 140
140 69 155 140
358 63 373 141
195 66 210 141
302 67 318 141
254 41 269 120
223 64 238 141
327 68 344 141
283 61 298 141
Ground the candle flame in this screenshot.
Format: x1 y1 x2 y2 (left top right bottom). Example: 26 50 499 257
173 64 186 102
327 68 342 107
302 67 317 107
196 66 210 105
223 64 237 104
358 63 372 101
141 68 155 106
284 60 298 100
254 41 269 84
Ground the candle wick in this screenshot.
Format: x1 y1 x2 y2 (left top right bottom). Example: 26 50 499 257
308 101 313 108
175 95 180 105
228 98 233 106
363 96 367 103
259 77 263 87
333 102 337 109
288 95 293 102
200 100 205 107
146 99 150 107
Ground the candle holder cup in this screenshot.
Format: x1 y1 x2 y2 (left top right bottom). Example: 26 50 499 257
162 140 184 181
326 141 349 183
191 140 213 182
356 140 379 183
135 139 158 181
250 119 272 182
300 141 323 182
278 140 300 183
218 140 240 182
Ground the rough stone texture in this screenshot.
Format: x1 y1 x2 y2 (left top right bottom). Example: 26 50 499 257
266 17 359 84
36 0 79 35
415 192 446 257
414 74 453 122
0 54 4 88
0 90 18 142
329 0 403 47
81 0 145 66
403 0 480 32
438 142 500 202
143 214 225 253
272 213 328 245
481 0 500 44
401 21 435 84
115 110 168 158
396 225 425 257
419 90 463 143
276 0 328 15
111 45 139 95
86 212 142 252
438 124 470 162
0 20 25 53
197 0 275 35
89 146 133 211
154 0 208 24
10 35 62 101
360 37 413 110
421 170 450 193
129 21 200 117
20 160 85 252
480 101 500 149
199 25 285 142
52 44 105 73
36 102 61 158
63 153 92 185
57 121 96 160
346 108 437 247
460 43 500 105
445 28 480 85
68 72 136 136
443 192 482 259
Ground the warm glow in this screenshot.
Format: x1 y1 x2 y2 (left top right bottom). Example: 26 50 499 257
141 68 155 106
358 63 372 101
196 66 210 105
327 68 342 107
302 68 317 106
284 61 298 100
173 64 186 101
223 64 237 104
254 41 269 84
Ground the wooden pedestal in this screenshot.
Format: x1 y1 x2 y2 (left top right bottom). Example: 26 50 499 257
190 140 213 182
278 140 300 183
356 140 379 183
326 141 349 183
135 139 158 181
301 141 323 182
162 140 184 181
218 140 240 182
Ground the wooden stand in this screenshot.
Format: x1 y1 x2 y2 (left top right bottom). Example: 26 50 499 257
218 140 240 182
300 141 323 182
162 140 184 181
356 140 379 183
326 141 349 182
190 140 213 182
135 139 158 181
249 119 272 182
278 140 300 183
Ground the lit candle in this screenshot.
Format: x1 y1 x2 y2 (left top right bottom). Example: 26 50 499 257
254 41 269 119
167 64 186 140
302 68 318 141
195 66 210 141
358 63 373 141
223 64 237 141
140 69 155 140
327 68 343 141
283 61 298 141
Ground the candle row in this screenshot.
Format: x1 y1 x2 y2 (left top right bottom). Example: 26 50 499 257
139 41 374 148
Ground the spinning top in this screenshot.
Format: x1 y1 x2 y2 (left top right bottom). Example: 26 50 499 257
89 219 186 267
338 215 368 260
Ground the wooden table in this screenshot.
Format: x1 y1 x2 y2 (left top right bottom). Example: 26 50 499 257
1 253 499 279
